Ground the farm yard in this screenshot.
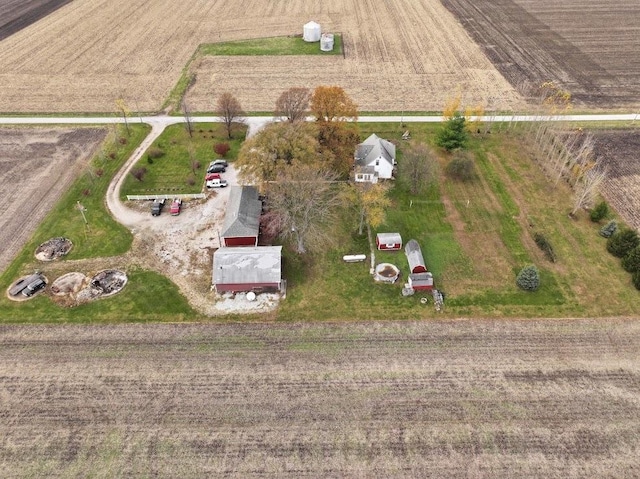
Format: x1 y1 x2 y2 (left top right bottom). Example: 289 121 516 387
0 127 105 275
442 0 640 110
0 0 521 113
0 319 639 478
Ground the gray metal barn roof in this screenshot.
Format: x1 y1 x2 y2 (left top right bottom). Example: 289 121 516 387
221 186 261 238
213 246 282 286
405 239 426 272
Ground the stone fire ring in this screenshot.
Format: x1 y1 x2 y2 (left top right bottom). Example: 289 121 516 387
374 263 400 283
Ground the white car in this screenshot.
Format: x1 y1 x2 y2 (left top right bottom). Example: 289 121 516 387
206 178 228 188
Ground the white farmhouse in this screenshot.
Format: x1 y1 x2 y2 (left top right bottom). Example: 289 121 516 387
354 133 396 183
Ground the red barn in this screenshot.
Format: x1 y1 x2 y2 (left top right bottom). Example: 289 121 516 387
376 232 402 251
221 186 261 247
213 246 282 293
405 239 427 274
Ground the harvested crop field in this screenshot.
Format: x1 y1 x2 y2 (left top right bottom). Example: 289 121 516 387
1 319 639 478
0 127 106 275
0 0 521 113
593 129 640 230
442 0 640 110
0 0 71 42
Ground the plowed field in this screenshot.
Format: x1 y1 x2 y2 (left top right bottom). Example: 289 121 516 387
593 130 640 230
0 0 521 113
1 319 639 478
442 0 640 110
0 0 71 42
0 127 105 274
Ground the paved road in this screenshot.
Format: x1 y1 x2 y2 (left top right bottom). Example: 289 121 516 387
1 113 640 127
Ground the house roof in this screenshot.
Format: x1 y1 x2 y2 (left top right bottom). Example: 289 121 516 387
377 232 402 244
213 246 282 286
221 186 261 239
355 133 396 168
405 239 426 271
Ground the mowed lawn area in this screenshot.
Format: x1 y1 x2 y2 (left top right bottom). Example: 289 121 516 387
278 122 639 321
120 123 246 198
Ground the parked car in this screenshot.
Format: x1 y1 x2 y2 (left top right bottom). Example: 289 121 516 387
205 172 222 181
170 198 182 215
22 278 46 297
151 198 166 216
209 159 228 168
206 163 226 174
206 178 228 188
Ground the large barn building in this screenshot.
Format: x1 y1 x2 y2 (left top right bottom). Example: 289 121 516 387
213 246 282 293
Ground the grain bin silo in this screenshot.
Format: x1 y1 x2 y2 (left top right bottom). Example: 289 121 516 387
320 33 334 51
303 21 321 42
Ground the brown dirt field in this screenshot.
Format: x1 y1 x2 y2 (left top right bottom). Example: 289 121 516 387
0 0 521 113
0 319 638 477
0 127 106 275
593 129 640 230
186 0 522 113
442 0 640 110
0 0 71 42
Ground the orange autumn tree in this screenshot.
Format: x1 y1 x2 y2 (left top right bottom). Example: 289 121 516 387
310 86 359 179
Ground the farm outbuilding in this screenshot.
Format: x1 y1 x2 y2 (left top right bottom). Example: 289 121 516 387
303 21 321 42
213 246 283 293
405 239 427 274
376 232 402 251
221 186 262 247
354 134 396 184
408 272 434 291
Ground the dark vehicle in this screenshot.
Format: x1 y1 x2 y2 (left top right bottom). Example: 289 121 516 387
170 198 182 215
22 278 46 297
206 163 226 174
151 198 166 216
209 159 228 167
9 273 41 296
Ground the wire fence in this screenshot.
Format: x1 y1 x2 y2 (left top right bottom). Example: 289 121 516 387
126 193 206 201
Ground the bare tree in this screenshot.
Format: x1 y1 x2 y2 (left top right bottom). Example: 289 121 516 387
275 87 311 123
571 165 607 217
266 164 343 254
216 92 244 139
398 143 439 195
115 98 131 136
182 99 194 138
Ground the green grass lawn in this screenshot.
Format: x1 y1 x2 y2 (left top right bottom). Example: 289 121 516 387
277 122 638 320
120 123 246 198
200 35 342 56
0 124 199 323
0 268 196 323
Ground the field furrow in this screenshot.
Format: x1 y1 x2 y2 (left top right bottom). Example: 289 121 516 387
0 320 639 477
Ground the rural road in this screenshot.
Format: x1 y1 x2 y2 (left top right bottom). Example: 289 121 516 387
0 113 639 127
2 112 638 239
